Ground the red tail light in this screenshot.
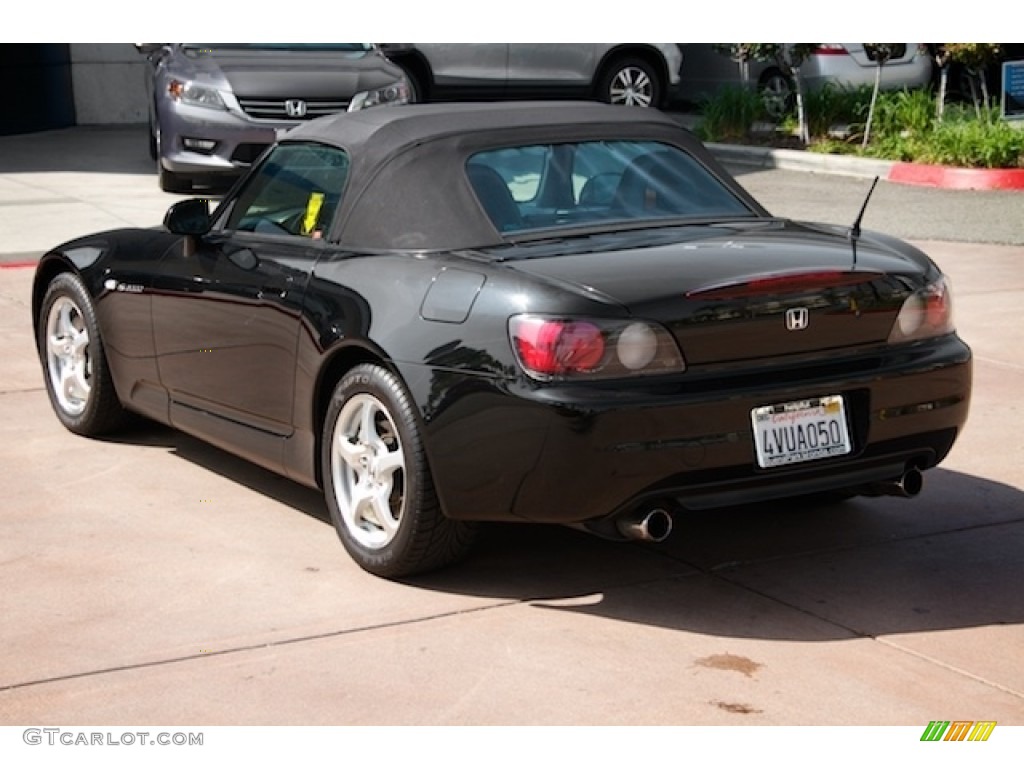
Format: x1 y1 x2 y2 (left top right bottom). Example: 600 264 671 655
513 317 605 376
509 315 685 381
812 44 848 55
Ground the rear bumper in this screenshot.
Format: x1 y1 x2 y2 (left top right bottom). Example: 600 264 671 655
804 56 933 92
416 334 972 524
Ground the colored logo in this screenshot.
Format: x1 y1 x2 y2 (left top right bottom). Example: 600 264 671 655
920 721 996 741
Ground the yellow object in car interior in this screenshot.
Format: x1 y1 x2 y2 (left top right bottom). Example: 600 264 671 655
302 192 325 236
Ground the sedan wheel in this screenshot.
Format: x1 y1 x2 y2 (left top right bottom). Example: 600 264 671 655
322 364 476 577
38 273 127 435
599 57 662 108
759 70 794 119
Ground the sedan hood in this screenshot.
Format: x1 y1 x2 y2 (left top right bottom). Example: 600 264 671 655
176 45 403 99
497 220 938 365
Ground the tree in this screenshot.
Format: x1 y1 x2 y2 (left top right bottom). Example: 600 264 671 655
861 44 901 147
711 44 761 89
943 43 1002 118
713 44 818 143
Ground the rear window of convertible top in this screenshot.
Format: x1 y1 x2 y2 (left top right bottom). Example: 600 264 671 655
465 140 753 235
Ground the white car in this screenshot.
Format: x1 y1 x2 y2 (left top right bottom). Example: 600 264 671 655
378 44 683 109
678 44 934 116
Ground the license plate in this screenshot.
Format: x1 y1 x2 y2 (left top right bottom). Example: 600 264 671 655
751 395 852 468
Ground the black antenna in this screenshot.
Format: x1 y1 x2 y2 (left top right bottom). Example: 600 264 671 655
849 176 879 270
850 176 879 242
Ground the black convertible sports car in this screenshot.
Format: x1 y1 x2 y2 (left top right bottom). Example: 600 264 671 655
32 102 972 578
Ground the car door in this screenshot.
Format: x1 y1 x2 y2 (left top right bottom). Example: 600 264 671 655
506 44 596 88
418 43 508 92
151 142 349 473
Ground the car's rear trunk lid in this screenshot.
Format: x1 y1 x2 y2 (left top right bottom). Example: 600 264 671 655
500 221 932 366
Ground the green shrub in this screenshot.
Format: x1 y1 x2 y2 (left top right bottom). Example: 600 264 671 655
803 83 868 137
697 86 763 142
856 88 935 139
917 117 1024 168
704 79 1024 168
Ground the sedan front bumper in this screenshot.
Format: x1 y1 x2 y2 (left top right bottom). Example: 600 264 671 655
157 98 298 177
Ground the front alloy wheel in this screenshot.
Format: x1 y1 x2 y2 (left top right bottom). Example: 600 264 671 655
45 295 92 417
322 364 476 578
38 273 127 435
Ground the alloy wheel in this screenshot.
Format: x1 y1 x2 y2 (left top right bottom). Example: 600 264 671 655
330 393 407 549
45 296 92 417
608 66 655 107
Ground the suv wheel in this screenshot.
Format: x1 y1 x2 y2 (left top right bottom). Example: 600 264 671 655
598 56 663 108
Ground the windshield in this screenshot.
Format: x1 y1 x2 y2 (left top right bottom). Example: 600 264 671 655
183 44 372 52
466 140 755 235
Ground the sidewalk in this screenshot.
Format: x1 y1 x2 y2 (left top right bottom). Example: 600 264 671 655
0 127 176 262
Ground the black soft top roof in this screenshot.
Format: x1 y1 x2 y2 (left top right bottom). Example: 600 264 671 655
281 102 763 250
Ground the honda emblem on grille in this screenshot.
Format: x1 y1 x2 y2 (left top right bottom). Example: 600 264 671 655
785 307 810 331
284 99 307 118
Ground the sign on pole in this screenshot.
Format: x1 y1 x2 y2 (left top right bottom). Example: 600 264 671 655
1003 60 1024 120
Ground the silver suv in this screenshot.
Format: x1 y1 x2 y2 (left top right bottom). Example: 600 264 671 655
137 43 411 192
378 44 682 109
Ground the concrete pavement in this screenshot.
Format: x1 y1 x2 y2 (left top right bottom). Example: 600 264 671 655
1 125 1022 727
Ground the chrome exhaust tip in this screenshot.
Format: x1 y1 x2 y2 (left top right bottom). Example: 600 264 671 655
862 466 924 498
616 507 674 543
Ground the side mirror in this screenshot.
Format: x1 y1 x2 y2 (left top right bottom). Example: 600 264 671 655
164 198 211 236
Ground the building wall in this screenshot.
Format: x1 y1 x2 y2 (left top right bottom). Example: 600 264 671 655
0 44 75 135
70 43 148 125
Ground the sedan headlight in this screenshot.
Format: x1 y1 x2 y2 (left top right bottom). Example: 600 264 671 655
168 79 226 111
888 275 955 343
509 314 685 381
347 80 411 112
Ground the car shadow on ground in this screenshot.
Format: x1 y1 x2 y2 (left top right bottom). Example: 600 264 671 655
0 127 157 175
0 126 240 193
106 418 1024 643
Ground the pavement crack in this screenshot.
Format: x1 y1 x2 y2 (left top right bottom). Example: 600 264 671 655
0 599 526 693
875 637 1024 700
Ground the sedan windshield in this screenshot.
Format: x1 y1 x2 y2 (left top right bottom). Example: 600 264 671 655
183 44 372 52
467 140 754 235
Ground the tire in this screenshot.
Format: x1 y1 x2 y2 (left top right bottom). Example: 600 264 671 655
322 363 477 578
758 69 794 119
401 66 425 104
597 56 663 108
38 273 129 436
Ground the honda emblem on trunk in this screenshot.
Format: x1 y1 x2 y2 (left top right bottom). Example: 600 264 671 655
785 307 810 331
285 99 308 118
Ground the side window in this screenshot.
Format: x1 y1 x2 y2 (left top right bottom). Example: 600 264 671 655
224 143 349 239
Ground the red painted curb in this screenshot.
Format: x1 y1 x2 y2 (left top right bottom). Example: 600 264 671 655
888 162 1024 190
0 261 38 270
